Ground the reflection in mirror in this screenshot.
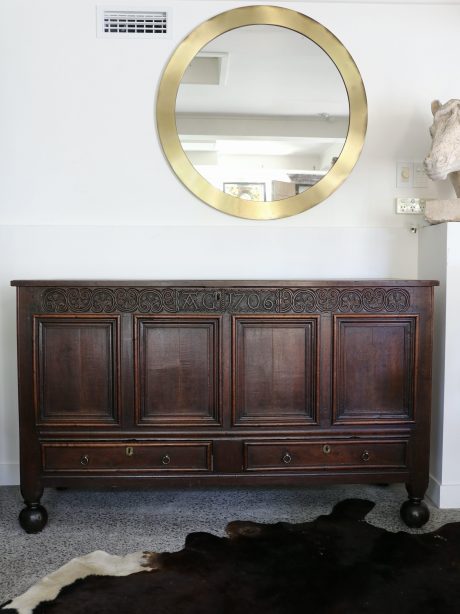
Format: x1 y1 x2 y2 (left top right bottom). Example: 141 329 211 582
175 25 349 202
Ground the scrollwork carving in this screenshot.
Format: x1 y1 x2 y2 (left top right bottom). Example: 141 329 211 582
338 290 363 313
41 286 411 314
91 289 116 313
384 289 410 313
362 288 386 312
67 288 92 312
114 288 138 312
42 289 68 313
292 290 317 313
317 289 340 312
138 289 164 313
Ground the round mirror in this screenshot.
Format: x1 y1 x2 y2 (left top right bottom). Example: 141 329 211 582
157 6 367 220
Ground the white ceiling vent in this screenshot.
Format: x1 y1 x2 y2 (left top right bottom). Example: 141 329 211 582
97 7 170 39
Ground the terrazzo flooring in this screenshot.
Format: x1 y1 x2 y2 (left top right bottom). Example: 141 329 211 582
2 483 460 604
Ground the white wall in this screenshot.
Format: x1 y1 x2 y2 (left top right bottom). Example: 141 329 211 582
1 0 459 486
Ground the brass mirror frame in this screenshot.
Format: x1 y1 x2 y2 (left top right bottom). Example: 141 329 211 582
156 5 367 220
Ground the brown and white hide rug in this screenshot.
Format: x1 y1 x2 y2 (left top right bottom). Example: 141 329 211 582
2 499 460 613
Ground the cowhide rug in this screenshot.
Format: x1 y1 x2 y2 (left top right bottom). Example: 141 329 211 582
2 499 460 613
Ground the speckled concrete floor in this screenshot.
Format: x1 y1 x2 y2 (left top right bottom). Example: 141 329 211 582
2 483 460 605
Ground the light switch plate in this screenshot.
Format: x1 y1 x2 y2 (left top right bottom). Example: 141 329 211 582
413 162 429 188
396 161 413 188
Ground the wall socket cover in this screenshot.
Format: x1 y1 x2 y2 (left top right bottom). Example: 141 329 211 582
395 198 426 214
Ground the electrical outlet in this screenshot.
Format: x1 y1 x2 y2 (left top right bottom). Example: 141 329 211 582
395 198 425 214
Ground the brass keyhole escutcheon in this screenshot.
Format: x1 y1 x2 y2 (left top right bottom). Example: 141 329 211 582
282 452 292 464
323 444 331 455
361 450 370 462
161 454 171 465
126 446 134 457
80 454 89 466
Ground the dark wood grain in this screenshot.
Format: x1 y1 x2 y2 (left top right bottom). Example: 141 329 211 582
244 440 408 471
333 316 416 423
42 442 212 472
33 316 120 424
135 316 221 426
233 316 319 426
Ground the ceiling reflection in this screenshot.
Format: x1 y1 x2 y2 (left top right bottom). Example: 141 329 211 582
175 25 349 201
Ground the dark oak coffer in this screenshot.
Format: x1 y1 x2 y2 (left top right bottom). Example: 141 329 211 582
11 279 437 531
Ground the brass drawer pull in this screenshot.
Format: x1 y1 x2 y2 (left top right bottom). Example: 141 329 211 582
80 454 89 466
361 450 370 462
126 446 134 457
282 452 292 465
323 444 331 455
161 454 171 465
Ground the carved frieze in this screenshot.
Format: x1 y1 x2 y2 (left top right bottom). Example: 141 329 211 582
41 287 411 314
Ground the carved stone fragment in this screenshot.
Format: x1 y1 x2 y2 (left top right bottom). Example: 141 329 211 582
425 99 460 197
424 199 460 224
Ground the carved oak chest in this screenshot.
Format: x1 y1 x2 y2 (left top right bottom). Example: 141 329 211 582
11 280 437 531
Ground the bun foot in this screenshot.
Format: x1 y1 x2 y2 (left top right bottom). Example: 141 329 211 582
400 498 430 528
19 504 48 533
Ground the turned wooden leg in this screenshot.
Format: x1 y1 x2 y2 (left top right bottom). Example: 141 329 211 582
19 502 48 533
19 485 48 533
400 483 430 528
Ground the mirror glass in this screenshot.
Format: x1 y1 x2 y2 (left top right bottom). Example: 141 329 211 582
175 26 349 202
156 6 367 219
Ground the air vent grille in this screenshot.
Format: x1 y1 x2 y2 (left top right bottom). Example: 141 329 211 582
97 7 170 38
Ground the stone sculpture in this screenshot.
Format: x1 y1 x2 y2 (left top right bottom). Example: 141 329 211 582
424 99 460 223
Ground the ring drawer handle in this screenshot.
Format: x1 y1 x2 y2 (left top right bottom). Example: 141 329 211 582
80 454 89 466
161 454 171 465
361 450 370 462
126 446 134 457
282 452 292 465
322 444 331 455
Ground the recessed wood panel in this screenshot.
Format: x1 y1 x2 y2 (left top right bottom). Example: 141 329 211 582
34 316 119 424
334 316 417 423
233 316 319 425
135 316 221 425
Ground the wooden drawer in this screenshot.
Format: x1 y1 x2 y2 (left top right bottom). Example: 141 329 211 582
244 440 408 471
41 442 212 472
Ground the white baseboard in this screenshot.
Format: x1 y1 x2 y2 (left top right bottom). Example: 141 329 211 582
428 474 460 508
427 475 441 507
0 463 20 486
